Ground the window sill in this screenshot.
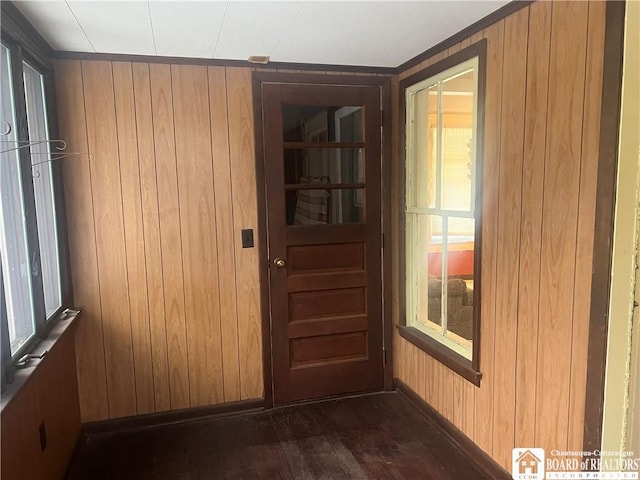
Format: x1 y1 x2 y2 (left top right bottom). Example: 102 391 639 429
397 325 482 386
0 309 80 413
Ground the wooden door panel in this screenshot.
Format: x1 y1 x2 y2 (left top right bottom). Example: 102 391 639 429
290 331 368 367
286 361 379 401
287 224 366 245
288 243 365 273
288 287 366 320
288 271 366 292
288 315 368 338
263 81 383 404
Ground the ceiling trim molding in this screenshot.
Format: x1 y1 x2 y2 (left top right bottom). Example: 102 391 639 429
1 1 54 69
395 0 534 74
51 50 396 75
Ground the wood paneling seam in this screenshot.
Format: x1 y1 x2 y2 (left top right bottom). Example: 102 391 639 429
149 64 174 406
168 64 192 407
567 0 593 450
111 61 140 414
130 62 158 413
142 61 172 410
79 60 111 419
532 2 555 446
206 67 226 403
224 67 243 399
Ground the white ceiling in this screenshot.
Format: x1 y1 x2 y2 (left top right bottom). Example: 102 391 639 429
14 0 510 68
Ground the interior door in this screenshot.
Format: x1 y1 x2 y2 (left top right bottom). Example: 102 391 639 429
262 82 383 404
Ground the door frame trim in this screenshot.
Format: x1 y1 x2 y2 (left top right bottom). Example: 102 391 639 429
252 72 393 407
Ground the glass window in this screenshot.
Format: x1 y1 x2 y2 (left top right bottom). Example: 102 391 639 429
23 61 61 319
0 44 36 354
403 46 484 380
282 105 366 225
281 105 363 143
0 39 69 372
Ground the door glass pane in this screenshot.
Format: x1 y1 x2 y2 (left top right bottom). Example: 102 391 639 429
287 188 364 225
1 44 36 354
282 105 363 142
441 69 474 212
23 62 61 318
284 148 364 185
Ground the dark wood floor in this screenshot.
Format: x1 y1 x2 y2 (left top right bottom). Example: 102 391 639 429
68 392 489 480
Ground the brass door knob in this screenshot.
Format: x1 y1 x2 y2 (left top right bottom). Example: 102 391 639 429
273 257 286 268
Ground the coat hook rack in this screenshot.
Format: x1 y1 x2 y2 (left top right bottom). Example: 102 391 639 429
0 138 67 155
1 122 91 177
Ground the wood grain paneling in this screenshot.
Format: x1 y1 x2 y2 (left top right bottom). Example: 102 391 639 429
394 0 607 472
515 0 552 450
536 0 589 454
474 18 505 458
226 68 264 400
208 66 241 403
54 61 267 420
56 60 386 421
149 63 191 410
112 61 155 415
171 64 223 407
568 0 605 452
82 60 137 419
1 328 81 480
132 62 171 412
492 7 528 468
53 60 109 422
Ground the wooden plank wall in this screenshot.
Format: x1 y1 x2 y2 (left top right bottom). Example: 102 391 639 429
393 1 606 471
1 329 81 480
54 61 264 421
54 58 387 421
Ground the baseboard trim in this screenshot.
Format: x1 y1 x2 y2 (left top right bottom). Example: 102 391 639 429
81 398 265 436
394 379 510 480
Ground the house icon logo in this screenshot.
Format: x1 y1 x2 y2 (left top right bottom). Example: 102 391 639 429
512 448 545 480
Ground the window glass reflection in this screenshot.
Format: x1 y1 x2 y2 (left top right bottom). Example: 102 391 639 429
284 149 364 185
286 186 364 225
282 105 363 143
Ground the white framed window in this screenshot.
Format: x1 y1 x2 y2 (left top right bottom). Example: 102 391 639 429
400 41 485 384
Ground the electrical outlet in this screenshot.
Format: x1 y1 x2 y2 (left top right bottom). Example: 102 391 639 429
39 421 47 452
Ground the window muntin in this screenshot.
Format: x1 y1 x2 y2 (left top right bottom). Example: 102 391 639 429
23 61 62 319
405 56 479 361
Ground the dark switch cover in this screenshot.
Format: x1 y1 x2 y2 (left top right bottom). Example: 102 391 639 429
241 229 254 248
39 421 47 452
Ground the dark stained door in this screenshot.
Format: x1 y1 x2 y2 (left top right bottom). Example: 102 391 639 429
262 82 383 404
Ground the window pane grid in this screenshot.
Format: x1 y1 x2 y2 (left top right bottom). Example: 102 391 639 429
405 55 479 362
